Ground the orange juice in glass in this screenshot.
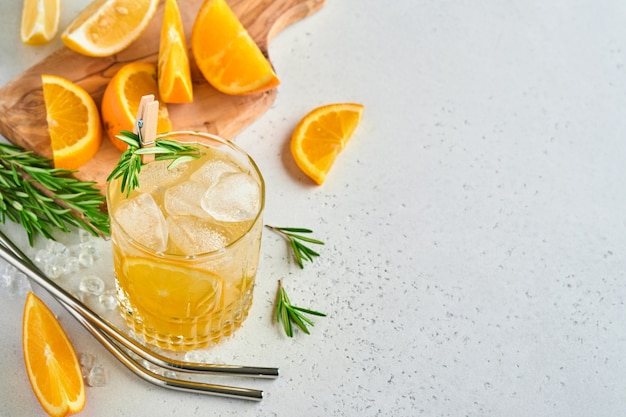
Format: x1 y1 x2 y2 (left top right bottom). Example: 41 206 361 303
106 131 264 351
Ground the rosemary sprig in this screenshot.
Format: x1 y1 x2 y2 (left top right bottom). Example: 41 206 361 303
106 130 202 196
275 280 326 337
0 142 109 246
265 225 324 268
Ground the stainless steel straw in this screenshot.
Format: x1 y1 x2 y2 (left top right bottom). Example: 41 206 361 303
0 229 278 400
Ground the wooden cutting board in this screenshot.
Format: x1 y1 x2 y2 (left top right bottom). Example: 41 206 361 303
0 0 325 190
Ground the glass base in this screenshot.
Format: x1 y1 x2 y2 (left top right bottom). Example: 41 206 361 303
116 285 254 351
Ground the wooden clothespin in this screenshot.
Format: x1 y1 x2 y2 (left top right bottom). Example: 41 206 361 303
133 94 159 164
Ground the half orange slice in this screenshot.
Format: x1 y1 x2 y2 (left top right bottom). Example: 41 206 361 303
101 62 172 152
41 74 102 170
23 292 86 417
191 0 280 95
158 0 193 103
290 103 364 185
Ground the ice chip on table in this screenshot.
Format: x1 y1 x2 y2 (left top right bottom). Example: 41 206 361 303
114 193 168 252
167 216 231 255
200 173 260 222
190 159 239 186
98 290 117 310
136 160 189 194
79 275 105 296
164 181 210 218
87 365 109 387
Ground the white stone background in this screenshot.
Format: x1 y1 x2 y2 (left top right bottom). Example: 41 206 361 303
1 0 625 416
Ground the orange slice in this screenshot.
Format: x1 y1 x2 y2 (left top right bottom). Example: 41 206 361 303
191 0 280 95
41 74 102 170
20 0 60 45
122 257 224 319
61 0 159 57
290 103 364 185
101 62 173 152
158 0 193 103
22 292 85 417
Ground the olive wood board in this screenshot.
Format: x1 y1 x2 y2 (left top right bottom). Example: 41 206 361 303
0 0 326 190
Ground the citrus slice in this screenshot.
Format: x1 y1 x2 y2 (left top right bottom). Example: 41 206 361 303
60 0 159 57
22 292 86 417
290 103 364 185
101 62 172 152
41 74 102 170
191 0 280 95
158 0 193 103
122 257 224 319
20 0 60 45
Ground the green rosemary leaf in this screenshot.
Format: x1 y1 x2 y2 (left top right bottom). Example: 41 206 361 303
291 306 327 317
273 227 313 233
166 155 197 170
274 280 326 337
290 234 325 245
0 142 109 245
266 225 324 268
289 238 304 268
108 131 202 196
134 147 172 155
115 131 140 147
287 308 311 335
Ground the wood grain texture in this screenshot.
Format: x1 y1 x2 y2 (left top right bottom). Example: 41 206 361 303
0 0 326 190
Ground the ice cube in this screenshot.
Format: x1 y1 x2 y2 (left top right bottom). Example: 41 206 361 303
98 290 117 311
1 264 31 297
184 350 215 364
113 193 168 252
190 159 239 186
136 160 190 194
1 264 17 288
12 273 32 297
79 275 105 296
63 256 80 275
200 173 260 222
42 254 66 280
167 216 231 255
77 252 94 269
86 365 109 387
164 181 210 218
79 352 97 368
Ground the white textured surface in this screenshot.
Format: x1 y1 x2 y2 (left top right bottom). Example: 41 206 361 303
1 0 626 416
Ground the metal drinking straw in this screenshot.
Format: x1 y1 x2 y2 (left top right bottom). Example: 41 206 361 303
0 228 278 400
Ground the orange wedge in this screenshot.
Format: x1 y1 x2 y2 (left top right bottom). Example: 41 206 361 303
191 0 280 95
20 0 60 45
23 292 86 417
101 62 173 152
158 0 193 103
61 0 159 57
41 74 102 170
290 103 364 185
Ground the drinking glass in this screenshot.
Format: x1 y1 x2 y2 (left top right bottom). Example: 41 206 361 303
106 131 265 351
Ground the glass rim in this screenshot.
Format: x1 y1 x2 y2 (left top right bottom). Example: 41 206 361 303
106 130 266 261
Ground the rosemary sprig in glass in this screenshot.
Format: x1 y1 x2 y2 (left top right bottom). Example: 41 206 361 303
0 142 109 245
265 225 325 268
106 130 202 196
275 280 326 337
